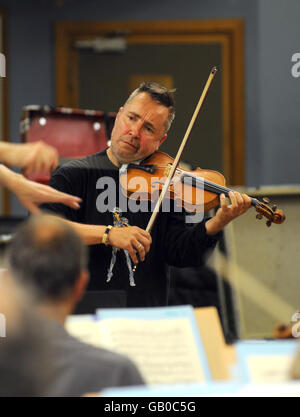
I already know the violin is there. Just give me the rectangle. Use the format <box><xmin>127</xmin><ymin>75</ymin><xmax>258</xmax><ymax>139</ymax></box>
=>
<box><xmin>120</xmin><ymin>150</ymin><xmax>286</xmax><ymax>227</ymax></box>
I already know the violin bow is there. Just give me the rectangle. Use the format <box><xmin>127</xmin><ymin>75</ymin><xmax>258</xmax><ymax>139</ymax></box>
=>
<box><xmin>146</xmin><ymin>67</ymin><xmax>218</xmax><ymax>233</ymax></box>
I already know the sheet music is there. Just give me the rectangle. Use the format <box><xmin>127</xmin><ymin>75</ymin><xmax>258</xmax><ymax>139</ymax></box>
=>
<box><xmin>246</xmin><ymin>355</ymin><xmax>294</xmax><ymax>383</ymax></box>
<box><xmin>97</xmin><ymin>317</ymin><xmax>206</xmax><ymax>385</ymax></box>
<box><xmin>65</xmin><ymin>315</ymin><xmax>104</xmax><ymax>348</ymax></box>
<box><xmin>235</xmin><ymin>340</ymin><xmax>299</xmax><ymax>383</ymax></box>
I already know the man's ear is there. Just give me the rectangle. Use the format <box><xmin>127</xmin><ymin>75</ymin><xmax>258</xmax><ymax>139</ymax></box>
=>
<box><xmin>159</xmin><ymin>134</ymin><xmax>167</xmax><ymax>146</ymax></box>
<box><xmin>73</xmin><ymin>270</ymin><xmax>89</xmax><ymax>303</ymax></box>
<box><xmin>116</xmin><ymin>106</ymin><xmax>124</xmax><ymax>118</ymax></box>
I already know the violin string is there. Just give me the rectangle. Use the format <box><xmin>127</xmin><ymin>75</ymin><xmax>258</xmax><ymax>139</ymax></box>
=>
<box><xmin>202</xmin><ymin>181</ymin><xmax>272</xmax><ymax>213</ymax></box>
<box><xmin>202</xmin><ymin>180</ymin><xmax>266</xmax><ymax>210</ymax></box>
<box><xmin>181</xmin><ymin>173</ymin><xmax>230</xmax><ymax>195</ymax></box>
<box><xmin>180</xmin><ymin>173</ymin><xmax>269</xmax><ymax>211</ymax></box>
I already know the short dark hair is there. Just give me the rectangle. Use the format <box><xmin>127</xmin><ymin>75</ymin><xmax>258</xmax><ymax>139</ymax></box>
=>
<box><xmin>6</xmin><ymin>215</ymin><xmax>87</xmax><ymax>301</ymax></box>
<box><xmin>126</xmin><ymin>82</ymin><xmax>175</xmax><ymax>132</ymax></box>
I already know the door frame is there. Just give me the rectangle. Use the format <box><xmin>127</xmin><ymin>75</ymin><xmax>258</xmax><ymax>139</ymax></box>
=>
<box><xmin>55</xmin><ymin>19</ymin><xmax>245</xmax><ymax>185</ymax></box>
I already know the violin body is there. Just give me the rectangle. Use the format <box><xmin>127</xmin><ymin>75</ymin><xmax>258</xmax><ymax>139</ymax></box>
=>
<box><xmin>120</xmin><ymin>151</ymin><xmax>226</xmax><ymax>213</ymax></box>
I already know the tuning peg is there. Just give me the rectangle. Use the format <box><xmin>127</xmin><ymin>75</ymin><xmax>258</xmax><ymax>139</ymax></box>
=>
<box><xmin>272</xmin><ymin>205</ymin><xmax>277</xmax><ymax>211</ymax></box>
<box><xmin>266</xmin><ymin>220</ymin><xmax>272</xmax><ymax>227</ymax></box>
<box><xmin>256</xmin><ymin>214</ymin><xmax>263</xmax><ymax>220</ymax></box>
<box><xmin>263</xmin><ymin>197</ymin><xmax>270</xmax><ymax>204</ymax></box>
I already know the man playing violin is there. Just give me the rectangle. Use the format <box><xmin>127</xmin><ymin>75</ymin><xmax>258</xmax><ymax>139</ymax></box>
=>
<box><xmin>42</xmin><ymin>82</ymin><xmax>251</xmax><ymax>307</ymax></box>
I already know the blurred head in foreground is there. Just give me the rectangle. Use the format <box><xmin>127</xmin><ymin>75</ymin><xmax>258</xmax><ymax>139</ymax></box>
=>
<box><xmin>6</xmin><ymin>214</ymin><xmax>89</xmax><ymax>323</ymax></box>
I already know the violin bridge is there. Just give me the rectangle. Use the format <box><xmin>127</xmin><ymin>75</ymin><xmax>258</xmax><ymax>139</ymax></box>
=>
<box><xmin>164</xmin><ymin>163</ymin><xmax>172</xmax><ymax>177</ymax></box>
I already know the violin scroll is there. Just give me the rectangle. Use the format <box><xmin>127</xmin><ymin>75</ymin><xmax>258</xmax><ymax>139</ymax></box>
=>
<box><xmin>254</xmin><ymin>198</ymin><xmax>286</xmax><ymax>227</ymax></box>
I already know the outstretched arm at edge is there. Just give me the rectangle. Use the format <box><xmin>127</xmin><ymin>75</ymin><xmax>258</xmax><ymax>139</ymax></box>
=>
<box><xmin>0</xmin><ymin>164</ymin><xmax>82</xmax><ymax>213</ymax></box>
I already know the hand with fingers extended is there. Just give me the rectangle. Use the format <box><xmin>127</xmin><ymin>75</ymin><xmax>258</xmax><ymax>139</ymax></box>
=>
<box><xmin>7</xmin><ymin>170</ymin><xmax>82</xmax><ymax>213</ymax></box>
<box><xmin>107</xmin><ymin>226</ymin><xmax>152</xmax><ymax>265</ymax></box>
<box><xmin>205</xmin><ymin>191</ymin><xmax>252</xmax><ymax>235</ymax></box>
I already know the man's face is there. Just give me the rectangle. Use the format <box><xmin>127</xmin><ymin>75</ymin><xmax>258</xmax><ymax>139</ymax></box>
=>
<box><xmin>109</xmin><ymin>92</ymin><xmax>168</xmax><ymax>165</ymax></box>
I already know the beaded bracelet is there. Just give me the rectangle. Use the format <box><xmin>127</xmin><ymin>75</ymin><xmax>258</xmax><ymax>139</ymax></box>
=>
<box><xmin>102</xmin><ymin>225</ymin><xmax>113</xmax><ymax>245</ymax></box>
